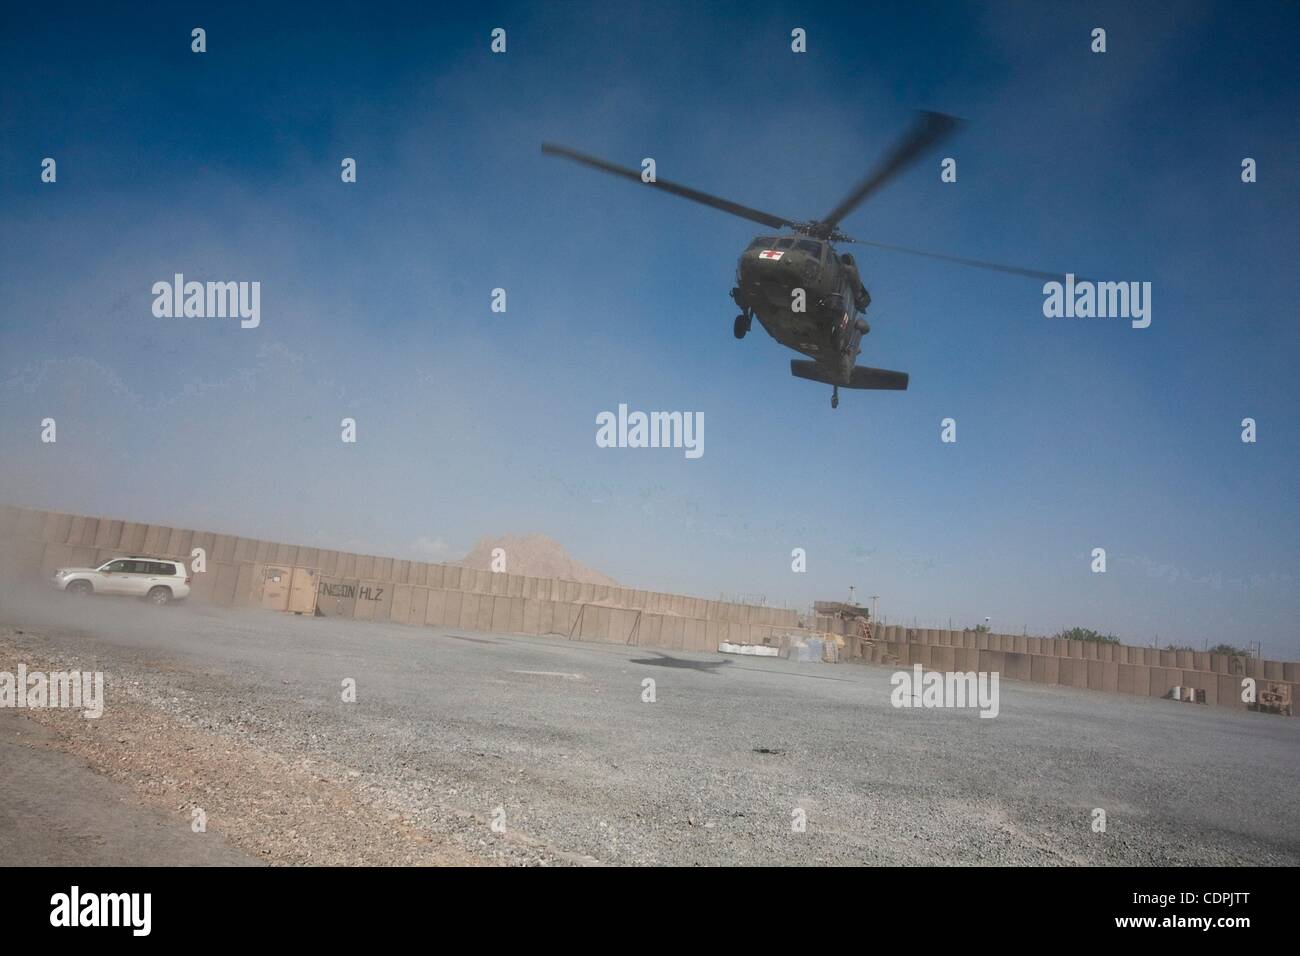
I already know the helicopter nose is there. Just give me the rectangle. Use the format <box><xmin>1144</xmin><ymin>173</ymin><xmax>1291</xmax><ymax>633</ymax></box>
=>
<box><xmin>753</xmin><ymin>252</ymin><xmax>793</xmax><ymax>271</ymax></box>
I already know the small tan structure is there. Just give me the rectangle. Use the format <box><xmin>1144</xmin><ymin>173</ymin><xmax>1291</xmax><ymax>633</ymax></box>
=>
<box><xmin>287</xmin><ymin>568</ymin><xmax>319</xmax><ymax>615</ymax></box>
<box><xmin>258</xmin><ymin>566</ymin><xmax>292</xmax><ymax>612</ymax></box>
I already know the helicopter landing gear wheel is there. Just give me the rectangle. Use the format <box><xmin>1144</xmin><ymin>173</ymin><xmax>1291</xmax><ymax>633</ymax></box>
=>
<box><xmin>733</xmin><ymin>314</ymin><xmax>750</xmax><ymax>339</ymax></box>
<box><xmin>831</xmin><ymin>386</ymin><xmax>839</xmax><ymax>409</ymax></box>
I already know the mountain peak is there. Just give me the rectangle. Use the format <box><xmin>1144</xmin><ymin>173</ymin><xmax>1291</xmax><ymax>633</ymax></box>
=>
<box><xmin>456</xmin><ymin>534</ymin><xmax>618</xmax><ymax>587</ymax></box>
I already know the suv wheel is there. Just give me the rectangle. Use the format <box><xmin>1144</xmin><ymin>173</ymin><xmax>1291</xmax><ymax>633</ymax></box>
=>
<box><xmin>67</xmin><ymin>580</ymin><xmax>92</xmax><ymax>596</ymax></box>
<box><xmin>146</xmin><ymin>586</ymin><xmax>172</xmax><ymax>606</ymax></box>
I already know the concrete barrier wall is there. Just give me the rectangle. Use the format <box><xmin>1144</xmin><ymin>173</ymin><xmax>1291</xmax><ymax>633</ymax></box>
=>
<box><xmin>879</xmin><ymin>623</ymin><xmax>1282</xmax><ymax>686</ymax></box>
<box><xmin>879</xmin><ymin>642</ymin><xmax>1279</xmax><ymax>711</ymax></box>
<box><xmin>0</xmin><ymin>505</ymin><xmax>796</xmax><ymax>626</ymax></box>
<box><xmin>4</xmin><ymin>505</ymin><xmax>1295</xmax><ymax>712</ymax></box>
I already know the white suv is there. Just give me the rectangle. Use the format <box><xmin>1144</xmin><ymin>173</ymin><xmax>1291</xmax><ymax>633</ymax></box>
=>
<box><xmin>51</xmin><ymin>556</ymin><xmax>192</xmax><ymax>605</ymax></box>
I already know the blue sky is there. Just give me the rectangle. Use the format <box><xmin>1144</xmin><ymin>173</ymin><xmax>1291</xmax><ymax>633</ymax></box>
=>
<box><xmin>2</xmin><ymin>2</ymin><xmax>1298</xmax><ymax>655</ymax></box>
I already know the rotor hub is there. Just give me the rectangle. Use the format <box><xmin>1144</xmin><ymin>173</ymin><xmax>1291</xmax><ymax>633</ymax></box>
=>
<box><xmin>795</xmin><ymin>220</ymin><xmax>853</xmax><ymax>243</ymax></box>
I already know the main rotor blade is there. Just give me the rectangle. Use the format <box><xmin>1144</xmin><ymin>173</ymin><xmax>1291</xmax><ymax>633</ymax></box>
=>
<box><xmin>821</xmin><ymin>110</ymin><xmax>961</xmax><ymax>230</ymax></box>
<box><xmin>541</xmin><ymin>142</ymin><xmax>795</xmax><ymax>231</ymax></box>
<box><xmin>851</xmin><ymin>238</ymin><xmax>1071</xmax><ymax>282</ymax></box>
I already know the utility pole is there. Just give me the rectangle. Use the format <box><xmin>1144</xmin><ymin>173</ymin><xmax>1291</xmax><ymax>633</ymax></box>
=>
<box><xmin>870</xmin><ymin>594</ymin><xmax>879</xmax><ymax>622</ymax></box>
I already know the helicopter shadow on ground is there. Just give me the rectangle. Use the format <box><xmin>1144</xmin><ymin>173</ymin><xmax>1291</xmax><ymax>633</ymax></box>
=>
<box><xmin>629</xmin><ymin>651</ymin><xmax>733</xmax><ymax>674</ymax></box>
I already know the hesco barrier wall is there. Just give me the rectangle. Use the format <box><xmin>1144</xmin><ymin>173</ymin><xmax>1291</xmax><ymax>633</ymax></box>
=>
<box><xmin>0</xmin><ymin>506</ymin><xmax>801</xmax><ymax>653</ymax></box>
<box><xmin>2</xmin><ymin>505</ymin><xmax>1294</xmax><ymax>711</ymax></box>
<box><xmin>858</xmin><ymin>626</ymin><xmax>1298</xmax><ymax>712</ymax></box>
<box><xmin>868</xmin><ymin>624</ymin><xmax>1299</xmax><ymax>682</ymax></box>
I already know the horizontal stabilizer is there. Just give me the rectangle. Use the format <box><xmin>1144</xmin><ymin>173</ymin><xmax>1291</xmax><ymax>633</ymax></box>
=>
<box><xmin>790</xmin><ymin>360</ymin><xmax>909</xmax><ymax>390</ymax></box>
<box><xmin>848</xmin><ymin>365</ymin><xmax>909</xmax><ymax>390</ymax></box>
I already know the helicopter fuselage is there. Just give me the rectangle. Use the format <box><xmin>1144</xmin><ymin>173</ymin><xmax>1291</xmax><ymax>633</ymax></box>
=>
<box><xmin>731</xmin><ymin>235</ymin><xmax>870</xmax><ymax>385</ymax></box>
<box><xmin>543</xmin><ymin>113</ymin><xmax>1039</xmax><ymax>407</ymax></box>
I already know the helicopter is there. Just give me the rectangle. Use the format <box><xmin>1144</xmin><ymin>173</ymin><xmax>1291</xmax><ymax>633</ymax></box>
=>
<box><xmin>542</xmin><ymin>111</ymin><xmax>1066</xmax><ymax>408</ymax></box>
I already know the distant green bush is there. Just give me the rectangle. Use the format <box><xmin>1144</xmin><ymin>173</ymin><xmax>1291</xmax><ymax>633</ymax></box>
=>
<box><xmin>1054</xmin><ymin>627</ymin><xmax>1119</xmax><ymax>644</ymax></box>
<box><xmin>1051</xmin><ymin>633</ymin><xmax>1249</xmax><ymax>655</ymax></box>
<box><xmin>1166</xmin><ymin>642</ymin><xmax>1253</xmax><ymax>656</ymax></box>
<box><xmin>1208</xmin><ymin>643</ymin><xmax>1251</xmax><ymax>657</ymax></box>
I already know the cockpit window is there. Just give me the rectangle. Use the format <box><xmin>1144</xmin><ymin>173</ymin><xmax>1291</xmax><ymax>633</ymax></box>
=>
<box><xmin>775</xmin><ymin>237</ymin><xmax>795</xmax><ymax>250</ymax></box>
<box><xmin>748</xmin><ymin>237</ymin><xmax>776</xmax><ymax>250</ymax></box>
<box><xmin>795</xmin><ymin>239</ymin><xmax>823</xmax><ymax>257</ymax></box>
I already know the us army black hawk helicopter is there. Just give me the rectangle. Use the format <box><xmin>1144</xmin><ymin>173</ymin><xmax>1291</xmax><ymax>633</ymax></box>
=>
<box><xmin>543</xmin><ymin>111</ymin><xmax>1064</xmax><ymax>408</ymax></box>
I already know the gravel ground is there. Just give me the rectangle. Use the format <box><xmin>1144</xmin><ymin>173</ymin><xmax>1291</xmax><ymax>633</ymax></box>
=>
<box><xmin>2</xmin><ymin>589</ymin><xmax>1298</xmax><ymax>866</ymax></box>
<box><xmin>0</xmin><ymin>711</ymin><xmax>257</xmax><ymax>866</ymax></box>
